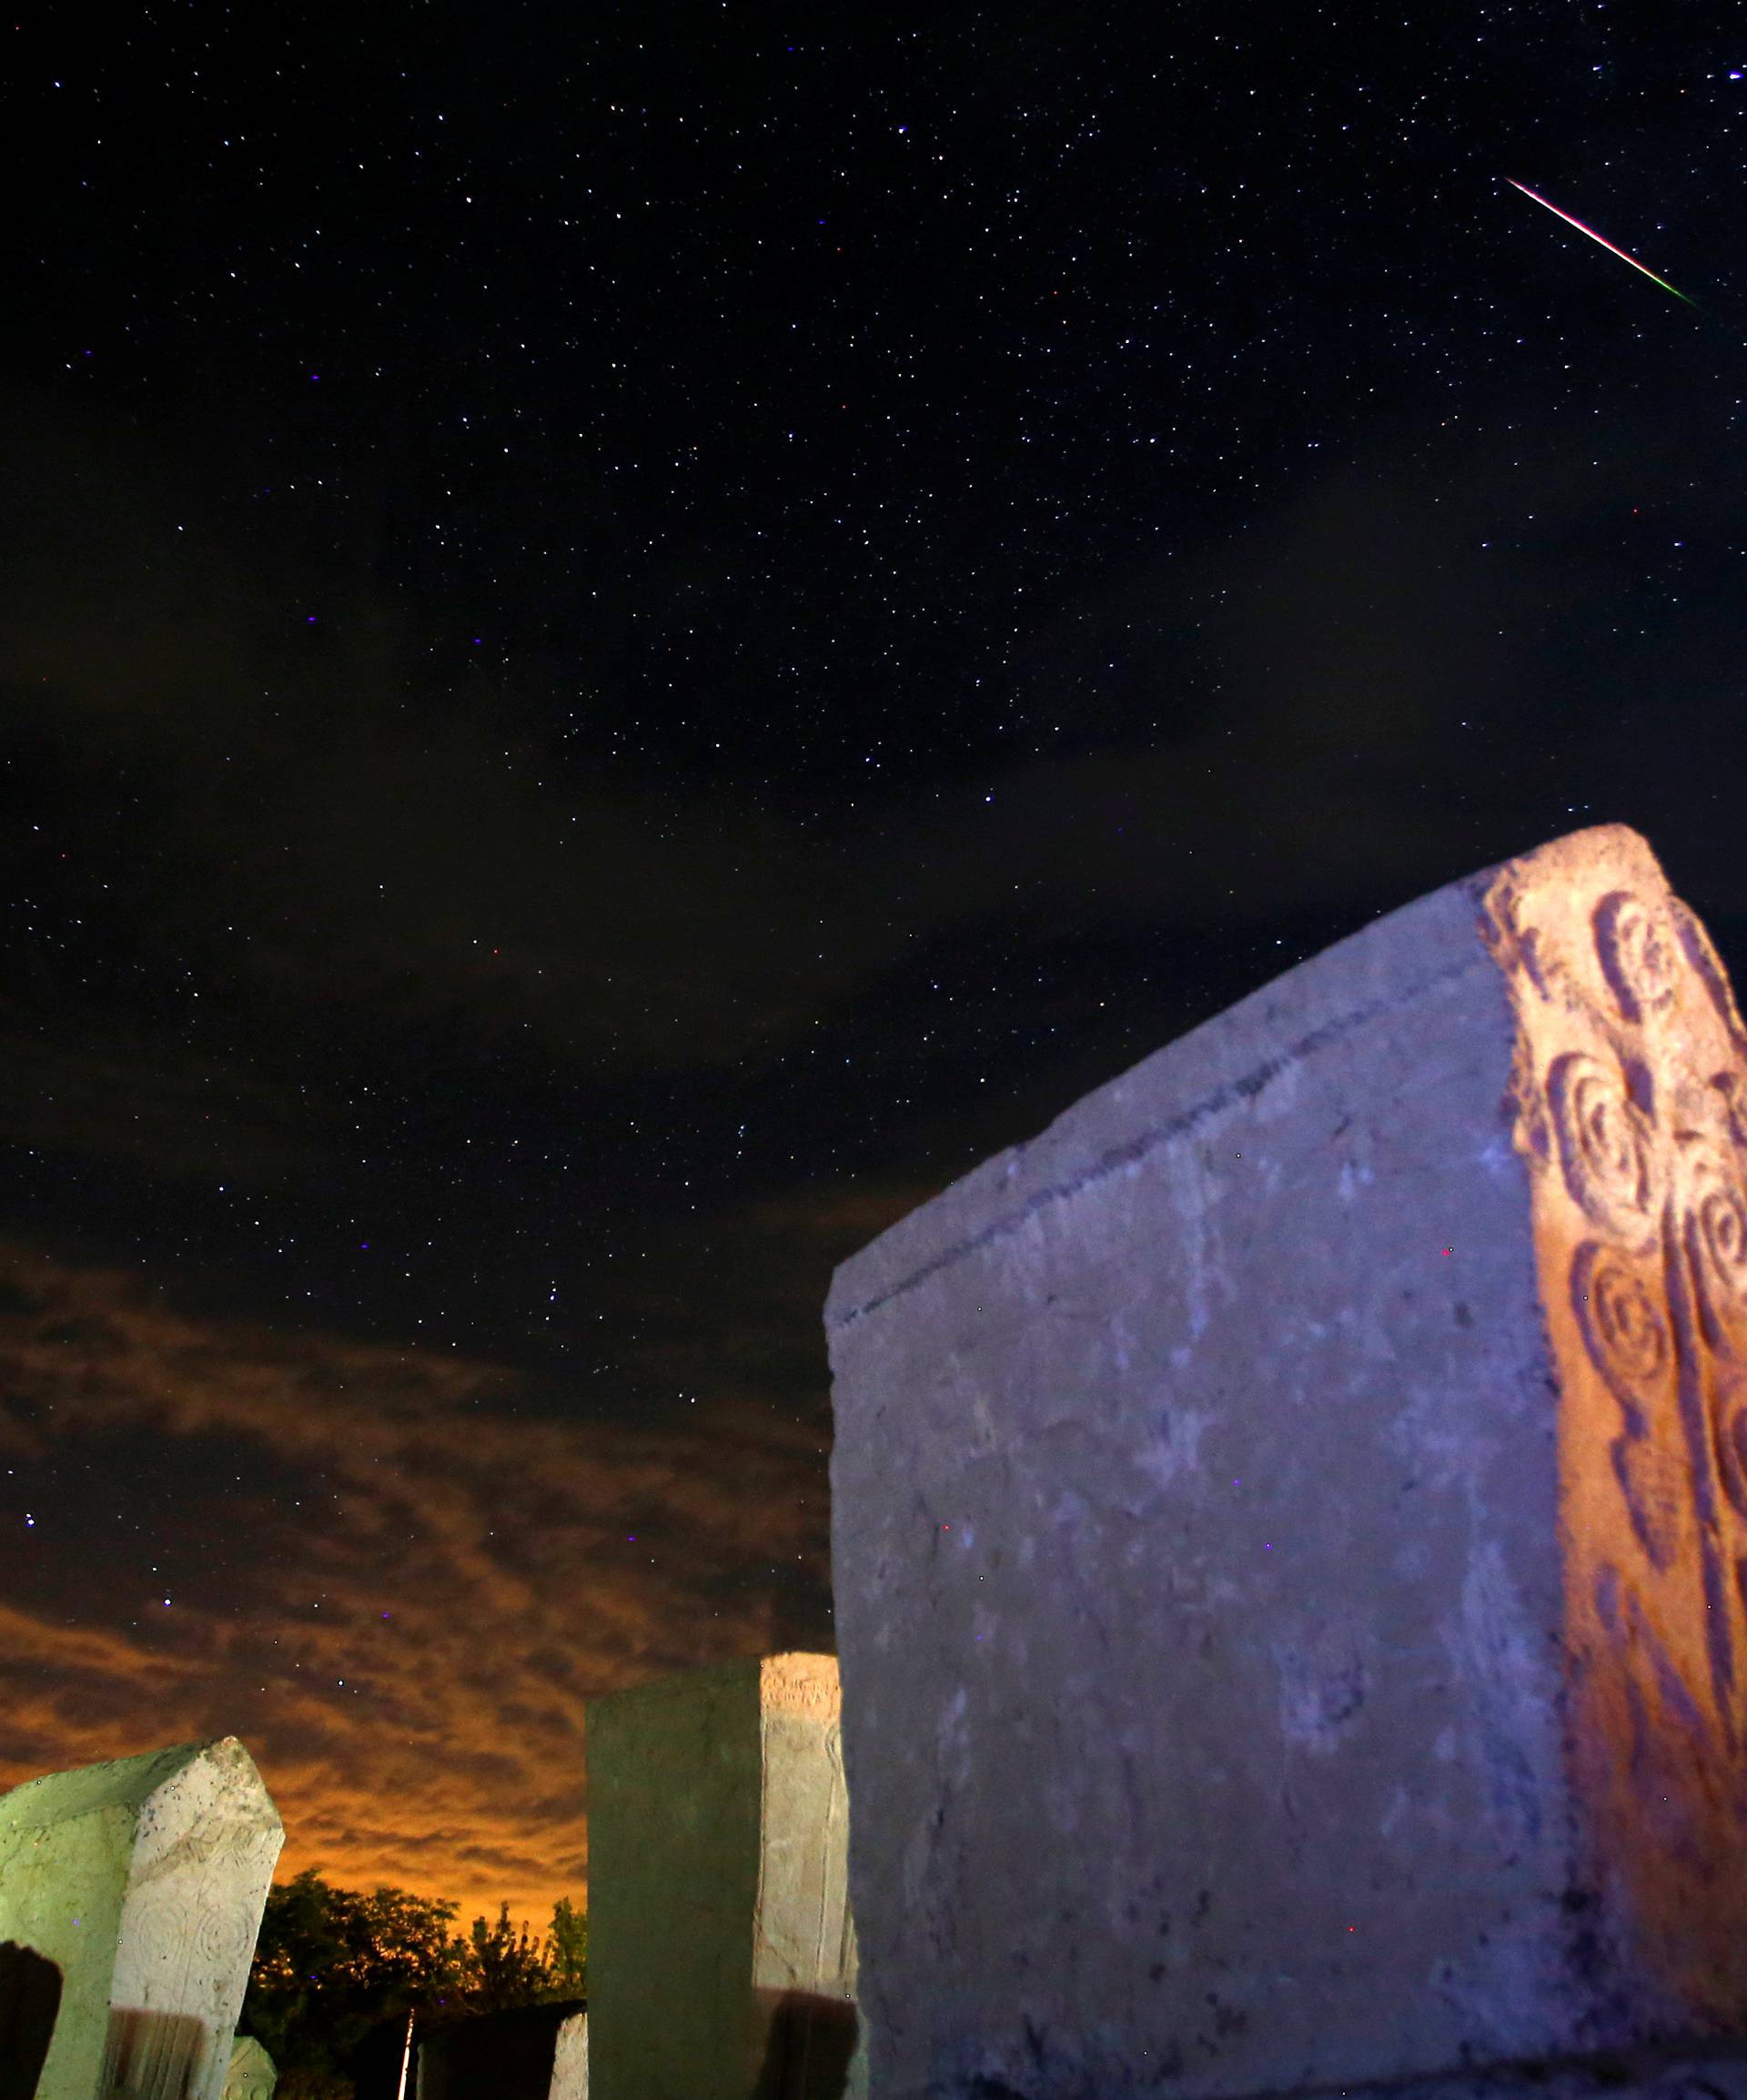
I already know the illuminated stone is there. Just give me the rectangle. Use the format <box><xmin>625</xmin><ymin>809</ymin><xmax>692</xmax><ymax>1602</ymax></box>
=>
<box><xmin>223</xmin><ymin>2034</ymin><xmax>277</xmax><ymax>2099</ymax></box>
<box><xmin>586</xmin><ymin>1652</ymin><xmax>867</xmax><ymax>2098</ymax></box>
<box><xmin>827</xmin><ymin>825</ymin><xmax>1747</xmax><ymax>2097</ymax></box>
<box><xmin>548</xmin><ymin>2008</ymin><xmax>587</xmax><ymax>2099</ymax></box>
<box><xmin>0</xmin><ymin>1737</ymin><xmax>283</xmax><ymax>2100</ymax></box>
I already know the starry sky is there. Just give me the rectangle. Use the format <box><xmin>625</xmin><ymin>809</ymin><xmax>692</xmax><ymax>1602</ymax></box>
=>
<box><xmin>3</xmin><ymin>2</ymin><xmax>1745</xmax><ymax>1920</ymax></box>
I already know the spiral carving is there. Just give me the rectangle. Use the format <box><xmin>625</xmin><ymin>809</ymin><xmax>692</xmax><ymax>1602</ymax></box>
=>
<box><xmin>1573</xmin><ymin>1241</ymin><xmax>1684</xmax><ymax>1571</ymax></box>
<box><xmin>1575</xmin><ymin>1243</ymin><xmax>1672</xmax><ymax>1398</ymax></box>
<box><xmin>194</xmin><ymin>1891</ymin><xmax>248</xmax><ymax>1968</ymax></box>
<box><xmin>1708</xmin><ymin>1360</ymin><xmax>1747</xmax><ymax>1524</ymax></box>
<box><xmin>1681</xmin><ymin>1146</ymin><xmax>1747</xmax><ymax>1361</ymax></box>
<box><xmin>1595</xmin><ymin>890</ymin><xmax>1680</xmax><ymax>1025</ymax></box>
<box><xmin>1549</xmin><ymin>1051</ymin><xmax>1657</xmax><ymax>1237</ymax></box>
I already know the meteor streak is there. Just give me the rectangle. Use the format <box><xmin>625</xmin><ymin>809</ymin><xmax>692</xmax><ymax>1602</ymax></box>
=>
<box><xmin>1507</xmin><ymin>178</ymin><xmax>1698</xmax><ymax>307</ymax></box>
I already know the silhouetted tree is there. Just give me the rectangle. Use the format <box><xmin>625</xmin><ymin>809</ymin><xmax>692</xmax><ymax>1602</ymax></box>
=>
<box><xmin>546</xmin><ymin>1894</ymin><xmax>588</xmax><ymax>1998</ymax></box>
<box><xmin>243</xmin><ymin>1873</ymin><xmax>585</xmax><ymax>2098</ymax></box>
<box><xmin>458</xmin><ymin>1903</ymin><xmax>551</xmax><ymax>2013</ymax></box>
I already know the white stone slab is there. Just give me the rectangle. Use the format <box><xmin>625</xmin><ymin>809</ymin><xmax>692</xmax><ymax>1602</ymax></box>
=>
<box><xmin>0</xmin><ymin>1737</ymin><xmax>283</xmax><ymax>2100</ymax></box>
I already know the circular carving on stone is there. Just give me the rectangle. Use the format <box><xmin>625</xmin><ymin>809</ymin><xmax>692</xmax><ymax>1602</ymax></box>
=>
<box><xmin>1573</xmin><ymin>1240</ymin><xmax>1684</xmax><ymax>1571</ymax></box>
<box><xmin>1576</xmin><ymin>1244</ymin><xmax>1672</xmax><ymax>1395</ymax></box>
<box><xmin>1594</xmin><ymin>890</ymin><xmax>1680</xmax><ymax>1025</ymax></box>
<box><xmin>1681</xmin><ymin>1146</ymin><xmax>1747</xmax><ymax>1360</ymax></box>
<box><xmin>194</xmin><ymin>1893</ymin><xmax>244</xmax><ymax>1967</ymax></box>
<box><xmin>1548</xmin><ymin>1052</ymin><xmax>1657</xmax><ymax>1235</ymax></box>
<box><xmin>1715</xmin><ymin>1378</ymin><xmax>1747</xmax><ymax>1521</ymax></box>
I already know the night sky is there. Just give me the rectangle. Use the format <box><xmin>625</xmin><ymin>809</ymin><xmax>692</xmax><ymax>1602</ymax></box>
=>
<box><xmin>3</xmin><ymin>3</ymin><xmax>1745</xmax><ymax>1918</ymax></box>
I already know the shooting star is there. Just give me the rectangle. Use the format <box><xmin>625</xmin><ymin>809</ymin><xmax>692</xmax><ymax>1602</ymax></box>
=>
<box><xmin>1507</xmin><ymin>178</ymin><xmax>1698</xmax><ymax>307</ymax></box>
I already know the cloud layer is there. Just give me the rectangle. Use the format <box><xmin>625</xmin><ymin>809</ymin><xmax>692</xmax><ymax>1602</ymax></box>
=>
<box><xmin>0</xmin><ymin>1239</ymin><xmax>835</xmax><ymax>1920</ymax></box>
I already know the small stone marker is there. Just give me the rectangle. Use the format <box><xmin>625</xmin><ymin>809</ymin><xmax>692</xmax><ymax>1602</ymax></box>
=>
<box><xmin>548</xmin><ymin>2007</ymin><xmax>587</xmax><ymax>2100</ymax></box>
<box><xmin>827</xmin><ymin>825</ymin><xmax>1747</xmax><ymax>2097</ymax></box>
<box><xmin>223</xmin><ymin>2034</ymin><xmax>277</xmax><ymax>2099</ymax></box>
<box><xmin>587</xmin><ymin>1652</ymin><xmax>866</xmax><ymax>2098</ymax></box>
<box><xmin>0</xmin><ymin>1737</ymin><xmax>283</xmax><ymax>2100</ymax></box>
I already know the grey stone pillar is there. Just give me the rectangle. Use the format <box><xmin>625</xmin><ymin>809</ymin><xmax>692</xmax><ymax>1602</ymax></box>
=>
<box><xmin>0</xmin><ymin>1736</ymin><xmax>283</xmax><ymax>2100</ymax></box>
<box><xmin>586</xmin><ymin>1652</ymin><xmax>865</xmax><ymax>2099</ymax></box>
<box><xmin>827</xmin><ymin>825</ymin><xmax>1747</xmax><ymax>2098</ymax></box>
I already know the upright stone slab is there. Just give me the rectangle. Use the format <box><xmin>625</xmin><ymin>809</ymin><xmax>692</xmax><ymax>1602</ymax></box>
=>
<box><xmin>549</xmin><ymin>2008</ymin><xmax>588</xmax><ymax>2100</ymax></box>
<box><xmin>587</xmin><ymin>1652</ymin><xmax>866</xmax><ymax>2100</ymax></box>
<box><xmin>827</xmin><ymin>825</ymin><xmax>1747</xmax><ymax>2100</ymax></box>
<box><xmin>0</xmin><ymin>1737</ymin><xmax>284</xmax><ymax>2100</ymax></box>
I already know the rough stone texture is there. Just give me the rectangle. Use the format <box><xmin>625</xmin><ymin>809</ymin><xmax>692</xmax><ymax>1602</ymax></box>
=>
<box><xmin>587</xmin><ymin>1652</ymin><xmax>868</xmax><ymax>2099</ymax></box>
<box><xmin>0</xmin><ymin>1737</ymin><xmax>283</xmax><ymax>2100</ymax></box>
<box><xmin>826</xmin><ymin>825</ymin><xmax>1747</xmax><ymax>2100</ymax></box>
<box><xmin>224</xmin><ymin>2034</ymin><xmax>278</xmax><ymax>2099</ymax></box>
<box><xmin>549</xmin><ymin>2008</ymin><xmax>589</xmax><ymax>2100</ymax></box>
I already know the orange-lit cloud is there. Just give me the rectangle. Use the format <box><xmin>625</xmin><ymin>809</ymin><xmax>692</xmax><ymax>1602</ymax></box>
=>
<box><xmin>0</xmin><ymin>1239</ymin><xmax>837</xmax><ymax>1923</ymax></box>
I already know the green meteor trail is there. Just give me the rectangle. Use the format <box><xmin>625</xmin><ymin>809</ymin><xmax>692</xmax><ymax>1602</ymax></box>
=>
<box><xmin>1507</xmin><ymin>177</ymin><xmax>1699</xmax><ymax>307</ymax></box>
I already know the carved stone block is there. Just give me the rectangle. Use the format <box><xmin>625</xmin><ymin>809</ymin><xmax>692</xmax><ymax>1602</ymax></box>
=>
<box><xmin>0</xmin><ymin>1737</ymin><xmax>283</xmax><ymax>2100</ymax></box>
<box><xmin>586</xmin><ymin>1652</ymin><xmax>867</xmax><ymax>2098</ymax></box>
<box><xmin>826</xmin><ymin>824</ymin><xmax>1747</xmax><ymax>2098</ymax></box>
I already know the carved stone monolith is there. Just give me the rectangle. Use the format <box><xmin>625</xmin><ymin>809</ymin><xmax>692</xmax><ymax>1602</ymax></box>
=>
<box><xmin>0</xmin><ymin>1737</ymin><xmax>283</xmax><ymax>2100</ymax></box>
<box><xmin>827</xmin><ymin>825</ymin><xmax>1747</xmax><ymax>2099</ymax></box>
<box><xmin>586</xmin><ymin>1653</ymin><xmax>866</xmax><ymax>2098</ymax></box>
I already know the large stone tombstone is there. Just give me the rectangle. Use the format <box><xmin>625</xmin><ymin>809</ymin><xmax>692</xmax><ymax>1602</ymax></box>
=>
<box><xmin>827</xmin><ymin>825</ymin><xmax>1747</xmax><ymax>2099</ymax></box>
<box><xmin>0</xmin><ymin>1737</ymin><xmax>283</xmax><ymax>2100</ymax></box>
<box><xmin>586</xmin><ymin>1653</ymin><xmax>866</xmax><ymax>2100</ymax></box>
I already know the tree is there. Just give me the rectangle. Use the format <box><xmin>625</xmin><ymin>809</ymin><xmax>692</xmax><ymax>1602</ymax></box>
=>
<box><xmin>243</xmin><ymin>1872</ymin><xmax>464</xmax><ymax>2095</ymax></box>
<box><xmin>547</xmin><ymin>1894</ymin><xmax>588</xmax><ymax>1998</ymax></box>
<box><xmin>458</xmin><ymin>1903</ymin><xmax>553</xmax><ymax>2013</ymax></box>
<box><xmin>242</xmin><ymin>1873</ymin><xmax>586</xmax><ymax>2098</ymax></box>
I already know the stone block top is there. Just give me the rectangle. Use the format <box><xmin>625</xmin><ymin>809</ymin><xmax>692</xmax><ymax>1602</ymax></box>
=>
<box><xmin>828</xmin><ymin>823</ymin><xmax>1716</xmax><ymax>1333</ymax></box>
<box><xmin>759</xmin><ymin>1652</ymin><xmax>841</xmax><ymax>1723</ymax></box>
<box><xmin>0</xmin><ymin>1739</ymin><xmax>272</xmax><ymax>1836</ymax></box>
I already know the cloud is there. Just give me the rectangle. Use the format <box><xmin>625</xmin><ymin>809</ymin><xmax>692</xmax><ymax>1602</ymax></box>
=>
<box><xmin>0</xmin><ymin>1240</ymin><xmax>833</xmax><ymax>1920</ymax></box>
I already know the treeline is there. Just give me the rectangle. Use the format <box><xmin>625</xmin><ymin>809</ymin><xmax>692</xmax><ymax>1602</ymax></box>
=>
<box><xmin>243</xmin><ymin>1870</ymin><xmax>587</xmax><ymax>2100</ymax></box>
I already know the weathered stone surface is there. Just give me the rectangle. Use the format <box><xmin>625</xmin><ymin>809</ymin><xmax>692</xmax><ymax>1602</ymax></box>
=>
<box><xmin>587</xmin><ymin>1652</ymin><xmax>867</xmax><ymax>2099</ymax></box>
<box><xmin>549</xmin><ymin>2007</ymin><xmax>588</xmax><ymax>2099</ymax></box>
<box><xmin>826</xmin><ymin>825</ymin><xmax>1747</xmax><ymax>2099</ymax></box>
<box><xmin>0</xmin><ymin>1737</ymin><xmax>283</xmax><ymax>2100</ymax></box>
<box><xmin>224</xmin><ymin>2034</ymin><xmax>278</xmax><ymax>2099</ymax></box>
